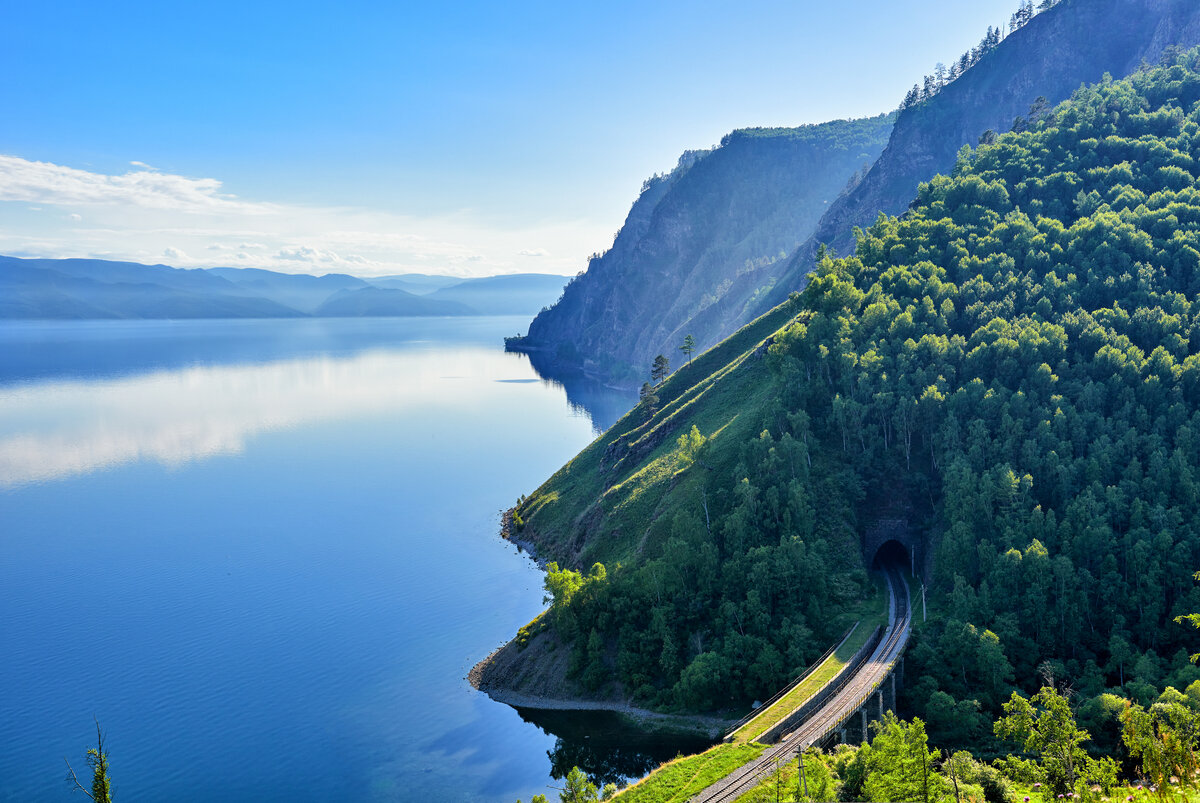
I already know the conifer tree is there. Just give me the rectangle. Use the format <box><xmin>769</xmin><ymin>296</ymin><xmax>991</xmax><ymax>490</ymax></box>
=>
<box><xmin>651</xmin><ymin>354</ymin><xmax>670</xmax><ymax>386</ymax></box>
<box><xmin>680</xmin><ymin>334</ymin><xmax>697</xmax><ymax>365</ymax></box>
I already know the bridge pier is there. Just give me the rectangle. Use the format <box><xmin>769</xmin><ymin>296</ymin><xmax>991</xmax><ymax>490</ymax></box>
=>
<box><xmin>860</xmin><ymin>707</ymin><xmax>867</xmax><ymax>742</ymax></box>
<box><xmin>890</xmin><ymin>673</ymin><xmax>897</xmax><ymax>712</ymax></box>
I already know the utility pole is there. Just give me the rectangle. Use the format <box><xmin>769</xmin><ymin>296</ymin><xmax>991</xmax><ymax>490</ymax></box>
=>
<box><xmin>798</xmin><ymin>746</ymin><xmax>809</xmax><ymax>801</ymax></box>
<box><xmin>921</xmin><ymin>583</ymin><xmax>926</xmax><ymax>622</ymax></box>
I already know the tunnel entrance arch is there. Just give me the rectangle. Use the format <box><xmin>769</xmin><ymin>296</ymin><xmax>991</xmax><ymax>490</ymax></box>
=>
<box><xmin>862</xmin><ymin>518</ymin><xmax>921</xmax><ymax>578</ymax></box>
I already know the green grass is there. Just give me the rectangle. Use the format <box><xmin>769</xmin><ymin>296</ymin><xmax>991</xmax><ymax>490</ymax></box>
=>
<box><xmin>730</xmin><ymin>583</ymin><xmax>889</xmax><ymax>743</ymax></box>
<box><xmin>513</xmin><ymin>294</ymin><xmax>807</xmax><ymax>568</ymax></box>
<box><xmin>613</xmin><ymin>742</ymin><xmax>767</xmax><ymax>803</ymax></box>
<box><xmin>1008</xmin><ymin>783</ymin><xmax>1200</xmax><ymax>803</ymax></box>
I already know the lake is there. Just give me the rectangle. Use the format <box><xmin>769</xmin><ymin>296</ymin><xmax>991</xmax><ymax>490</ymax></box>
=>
<box><xmin>0</xmin><ymin>317</ymin><xmax>707</xmax><ymax>802</ymax></box>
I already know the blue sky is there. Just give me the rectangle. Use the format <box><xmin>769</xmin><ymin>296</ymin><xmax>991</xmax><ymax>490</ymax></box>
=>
<box><xmin>1</xmin><ymin>0</ymin><xmax>1021</xmax><ymax>277</ymax></box>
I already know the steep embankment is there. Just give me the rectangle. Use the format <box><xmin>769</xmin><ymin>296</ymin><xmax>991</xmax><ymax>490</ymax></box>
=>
<box><xmin>509</xmin><ymin>117</ymin><xmax>894</xmax><ymax>386</ymax></box>
<box><xmin>483</xmin><ymin>53</ymin><xmax>1200</xmax><ymax>752</ymax></box>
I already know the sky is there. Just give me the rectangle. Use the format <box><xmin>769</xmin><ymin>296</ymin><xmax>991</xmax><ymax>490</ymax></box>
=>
<box><xmin>1</xmin><ymin>0</ymin><xmax>1022</xmax><ymax>278</ymax></box>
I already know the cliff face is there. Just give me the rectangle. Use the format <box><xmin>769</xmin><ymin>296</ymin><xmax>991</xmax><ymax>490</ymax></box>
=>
<box><xmin>512</xmin><ymin>117</ymin><xmax>895</xmax><ymax>386</ymax></box>
<box><xmin>753</xmin><ymin>0</ymin><xmax>1200</xmax><ymax>312</ymax></box>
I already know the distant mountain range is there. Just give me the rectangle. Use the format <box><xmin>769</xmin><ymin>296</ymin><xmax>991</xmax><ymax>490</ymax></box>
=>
<box><xmin>0</xmin><ymin>256</ymin><xmax>569</xmax><ymax>319</ymax></box>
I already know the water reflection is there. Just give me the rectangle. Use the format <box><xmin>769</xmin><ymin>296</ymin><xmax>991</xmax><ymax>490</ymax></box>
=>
<box><xmin>0</xmin><ymin>347</ymin><xmax>545</xmax><ymax>488</ymax></box>
<box><xmin>0</xmin><ymin>318</ymin><xmax>637</xmax><ymax>487</ymax></box>
<box><xmin>516</xmin><ymin>708</ymin><xmax>715</xmax><ymax>788</ymax></box>
<box><xmin>515</xmin><ymin>349</ymin><xmax>637</xmax><ymax>434</ymax></box>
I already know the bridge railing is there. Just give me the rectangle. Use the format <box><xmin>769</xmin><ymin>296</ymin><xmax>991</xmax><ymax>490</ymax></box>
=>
<box><xmin>756</xmin><ymin>625</ymin><xmax>883</xmax><ymax>744</ymax></box>
<box><xmin>722</xmin><ymin>623</ymin><xmax>858</xmax><ymax>742</ymax></box>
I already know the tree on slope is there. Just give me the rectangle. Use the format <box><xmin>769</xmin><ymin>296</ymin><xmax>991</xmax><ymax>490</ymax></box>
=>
<box><xmin>560</xmin><ymin>766</ymin><xmax>598</xmax><ymax>802</ymax></box>
<box><xmin>680</xmin><ymin>334</ymin><xmax>697</xmax><ymax>365</ymax></box>
<box><xmin>995</xmin><ymin>686</ymin><xmax>1116</xmax><ymax>795</ymax></box>
<box><xmin>862</xmin><ymin>712</ymin><xmax>945</xmax><ymax>803</ymax></box>
<box><xmin>651</xmin><ymin>354</ymin><xmax>670</xmax><ymax>386</ymax></box>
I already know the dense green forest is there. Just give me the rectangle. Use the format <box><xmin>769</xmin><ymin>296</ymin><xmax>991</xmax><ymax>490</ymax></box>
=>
<box><xmin>508</xmin><ymin>49</ymin><xmax>1200</xmax><ymax>758</ymax></box>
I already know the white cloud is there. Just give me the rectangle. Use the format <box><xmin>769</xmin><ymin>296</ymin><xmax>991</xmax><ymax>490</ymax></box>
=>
<box><xmin>0</xmin><ymin>154</ymin><xmax>269</xmax><ymax>213</ymax></box>
<box><xmin>0</xmin><ymin>154</ymin><xmax>599</xmax><ymax>279</ymax></box>
<box><xmin>129</xmin><ymin>160</ymin><xmax>159</xmax><ymax>170</ymax></box>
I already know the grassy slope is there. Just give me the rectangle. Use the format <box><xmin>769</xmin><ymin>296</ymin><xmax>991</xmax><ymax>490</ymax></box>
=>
<box><xmin>613</xmin><ymin>742</ymin><xmax>767</xmax><ymax>803</ymax></box>
<box><xmin>516</xmin><ymin>293</ymin><xmax>807</xmax><ymax>568</ymax></box>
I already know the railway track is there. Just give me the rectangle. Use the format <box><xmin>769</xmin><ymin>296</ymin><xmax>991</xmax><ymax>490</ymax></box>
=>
<box><xmin>688</xmin><ymin>565</ymin><xmax>912</xmax><ymax>803</ymax></box>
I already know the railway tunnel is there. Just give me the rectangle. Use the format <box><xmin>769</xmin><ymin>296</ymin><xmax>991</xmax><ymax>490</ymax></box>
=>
<box><xmin>862</xmin><ymin>517</ymin><xmax>922</xmax><ymax>580</ymax></box>
<box><xmin>871</xmin><ymin>538</ymin><xmax>910</xmax><ymax>571</ymax></box>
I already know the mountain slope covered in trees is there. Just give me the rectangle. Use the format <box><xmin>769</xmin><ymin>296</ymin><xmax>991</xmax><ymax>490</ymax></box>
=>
<box><xmin>508</xmin><ymin>116</ymin><xmax>896</xmax><ymax>385</ymax></box>
<box><xmin>518</xmin><ymin>0</ymin><xmax>1200</xmax><ymax>389</ymax></box>
<box><xmin>480</xmin><ymin>53</ymin><xmax>1200</xmax><ymax>755</ymax></box>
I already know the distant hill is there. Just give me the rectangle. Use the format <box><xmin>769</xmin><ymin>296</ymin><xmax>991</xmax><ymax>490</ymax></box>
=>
<box><xmin>366</xmin><ymin>274</ymin><xmax>465</xmax><ymax>295</ymax></box>
<box><xmin>0</xmin><ymin>256</ymin><xmax>301</xmax><ymax>319</ymax></box>
<box><xmin>207</xmin><ymin>267</ymin><xmax>367</xmax><ymax>313</ymax></box>
<box><xmin>0</xmin><ymin>256</ymin><xmax>560</xmax><ymax>319</ymax></box>
<box><xmin>507</xmin><ymin>116</ymin><xmax>896</xmax><ymax>385</ymax></box>
<box><xmin>312</xmin><ymin>286</ymin><xmax>474</xmax><ymax>317</ymax></box>
<box><xmin>425</xmin><ymin>273</ymin><xmax>568</xmax><ymax>315</ymax></box>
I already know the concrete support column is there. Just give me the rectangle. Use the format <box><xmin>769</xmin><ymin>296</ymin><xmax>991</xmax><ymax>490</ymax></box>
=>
<box><xmin>890</xmin><ymin>673</ymin><xmax>897</xmax><ymax>712</ymax></box>
<box><xmin>839</xmin><ymin>728</ymin><xmax>846</xmax><ymax>744</ymax></box>
<box><xmin>877</xmin><ymin>689</ymin><xmax>883</xmax><ymax>719</ymax></box>
<box><xmin>861</xmin><ymin>707</ymin><xmax>868</xmax><ymax>743</ymax></box>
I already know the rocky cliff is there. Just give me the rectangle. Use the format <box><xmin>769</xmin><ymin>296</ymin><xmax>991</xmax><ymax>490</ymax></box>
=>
<box><xmin>509</xmin><ymin>117</ymin><xmax>895</xmax><ymax>386</ymax></box>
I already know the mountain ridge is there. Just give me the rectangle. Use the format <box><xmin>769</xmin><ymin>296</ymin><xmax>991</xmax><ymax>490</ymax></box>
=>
<box><xmin>0</xmin><ymin>255</ymin><xmax>569</xmax><ymax>319</ymax></box>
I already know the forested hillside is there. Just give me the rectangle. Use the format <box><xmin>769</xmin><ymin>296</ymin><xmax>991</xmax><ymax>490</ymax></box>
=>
<box><xmin>519</xmin><ymin>0</ymin><xmax>1200</xmax><ymax>389</ymax></box>
<box><xmin>484</xmin><ymin>52</ymin><xmax>1200</xmax><ymax>753</ymax></box>
<box><xmin>508</xmin><ymin>116</ymin><xmax>895</xmax><ymax>386</ymax></box>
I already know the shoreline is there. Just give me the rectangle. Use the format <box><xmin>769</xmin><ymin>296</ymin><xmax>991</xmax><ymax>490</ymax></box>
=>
<box><xmin>468</xmin><ymin>647</ymin><xmax>734</xmax><ymax>738</ymax></box>
<box><xmin>474</xmin><ymin>510</ymin><xmax>735</xmax><ymax>738</ymax></box>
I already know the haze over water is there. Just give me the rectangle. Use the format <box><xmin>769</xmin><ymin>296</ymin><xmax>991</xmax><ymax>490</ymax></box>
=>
<box><xmin>0</xmin><ymin>316</ymin><xmax>689</xmax><ymax>802</ymax></box>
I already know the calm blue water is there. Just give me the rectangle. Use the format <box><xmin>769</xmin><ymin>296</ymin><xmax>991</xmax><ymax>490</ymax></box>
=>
<box><xmin>0</xmin><ymin>317</ymin><xmax>701</xmax><ymax>802</ymax></box>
